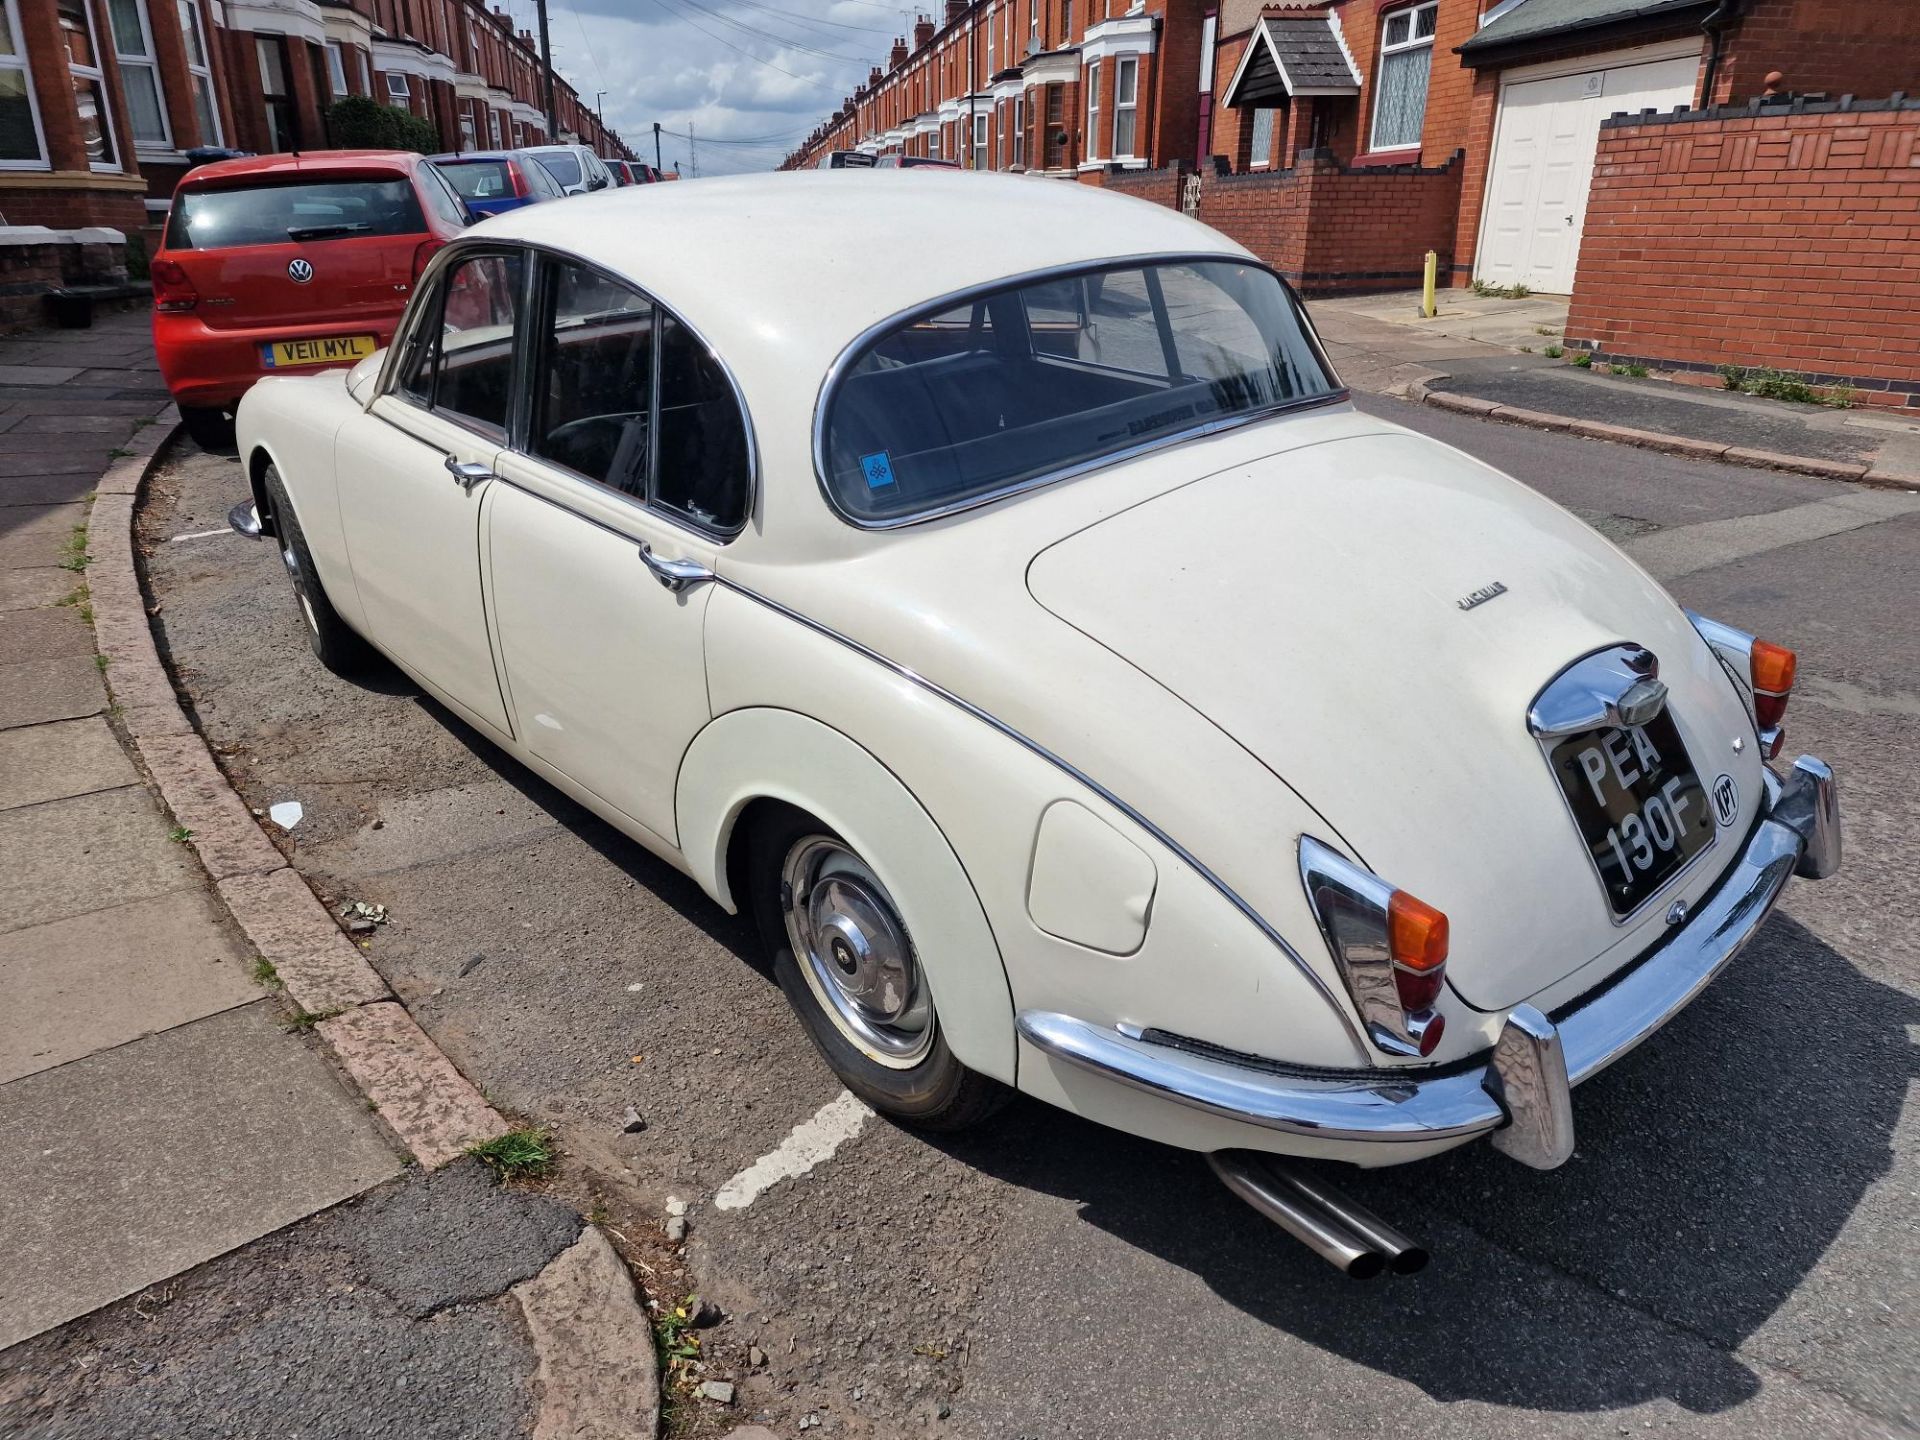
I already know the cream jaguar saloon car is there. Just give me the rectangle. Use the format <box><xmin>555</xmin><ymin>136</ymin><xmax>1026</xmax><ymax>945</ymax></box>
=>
<box><xmin>231</xmin><ymin>174</ymin><xmax>1839</xmax><ymax>1276</ymax></box>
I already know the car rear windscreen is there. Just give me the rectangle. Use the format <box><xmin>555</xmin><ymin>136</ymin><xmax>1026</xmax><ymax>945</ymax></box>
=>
<box><xmin>166</xmin><ymin>176</ymin><xmax>426</xmax><ymax>249</ymax></box>
<box><xmin>438</xmin><ymin>160</ymin><xmax>514</xmax><ymax>199</ymax></box>
<box><xmin>533</xmin><ymin>152</ymin><xmax>581</xmax><ymax>187</ymax></box>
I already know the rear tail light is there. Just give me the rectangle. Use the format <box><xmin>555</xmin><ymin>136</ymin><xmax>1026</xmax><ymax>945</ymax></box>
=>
<box><xmin>1301</xmin><ymin>837</ymin><xmax>1449</xmax><ymax>1058</ymax></box>
<box><xmin>412</xmin><ymin>237</ymin><xmax>446</xmax><ymax>281</ymax></box>
<box><xmin>506</xmin><ymin>161</ymin><xmax>528</xmax><ymax>197</ymax></box>
<box><xmin>1687</xmin><ymin>612</ymin><xmax>1796</xmax><ymax>757</ymax></box>
<box><xmin>151</xmin><ymin>258</ymin><xmax>197</xmax><ymax>313</ymax></box>
<box><xmin>1750</xmin><ymin>638</ymin><xmax>1797</xmax><ymax>732</ymax></box>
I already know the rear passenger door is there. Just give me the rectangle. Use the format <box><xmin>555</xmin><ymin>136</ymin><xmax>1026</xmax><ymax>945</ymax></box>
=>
<box><xmin>486</xmin><ymin>254</ymin><xmax>751</xmax><ymax>848</ymax></box>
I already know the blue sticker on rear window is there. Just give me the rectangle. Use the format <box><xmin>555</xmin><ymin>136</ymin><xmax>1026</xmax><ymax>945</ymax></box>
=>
<box><xmin>859</xmin><ymin>451</ymin><xmax>896</xmax><ymax>489</ymax></box>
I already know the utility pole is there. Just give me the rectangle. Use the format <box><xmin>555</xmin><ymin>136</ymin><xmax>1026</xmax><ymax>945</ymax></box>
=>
<box><xmin>689</xmin><ymin>121</ymin><xmax>697</xmax><ymax>178</ymax></box>
<box><xmin>534</xmin><ymin>0</ymin><xmax>557</xmax><ymax>140</ymax></box>
<box><xmin>652</xmin><ymin>121</ymin><xmax>663</xmax><ymax>171</ymax></box>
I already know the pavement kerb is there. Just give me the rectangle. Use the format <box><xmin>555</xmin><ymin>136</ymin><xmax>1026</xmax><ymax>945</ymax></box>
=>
<box><xmin>1406</xmin><ymin>380</ymin><xmax>1920</xmax><ymax>493</ymax></box>
<box><xmin>85</xmin><ymin>418</ymin><xmax>511</xmax><ymax>1171</ymax></box>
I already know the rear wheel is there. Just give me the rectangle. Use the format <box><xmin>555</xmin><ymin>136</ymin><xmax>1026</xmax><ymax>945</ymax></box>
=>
<box><xmin>747</xmin><ymin>806</ymin><xmax>1009</xmax><ymax>1132</ymax></box>
<box><xmin>179</xmin><ymin>404</ymin><xmax>235</xmax><ymax>453</ymax></box>
<box><xmin>263</xmin><ymin>465</ymin><xmax>372</xmax><ymax>676</ymax></box>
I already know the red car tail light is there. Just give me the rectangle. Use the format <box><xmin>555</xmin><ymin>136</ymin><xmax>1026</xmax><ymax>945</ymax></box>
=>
<box><xmin>506</xmin><ymin>161</ymin><xmax>528</xmax><ymax>197</ymax></box>
<box><xmin>151</xmin><ymin>258</ymin><xmax>197</xmax><ymax>313</ymax></box>
<box><xmin>1301</xmin><ymin>837</ymin><xmax>1450</xmax><ymax>1058</ymax></box>
<box><xmin>412</xmin><ymin>237</ymin><xmax>446</xmax><ymax>281</ymax></box>
<box><xmin>1388</xmin><ymin>890</ymin><xmax>1449</xmax><ymax>1016</ymax></box>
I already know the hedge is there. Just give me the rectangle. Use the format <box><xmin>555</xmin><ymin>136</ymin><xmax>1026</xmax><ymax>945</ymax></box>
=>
<box><xmin>326</xmin><ymin>95</ymin><xmax>440</xmax><ymax>154</ymax></box>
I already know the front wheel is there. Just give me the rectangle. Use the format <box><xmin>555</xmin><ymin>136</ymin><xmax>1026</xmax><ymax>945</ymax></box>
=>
<box><xmin>262</xmin><ymin>465</ymin><xmax>373</xmax><ymax>677</ymax></box>
<box><xmin>748</xmin><ymin>807</ymin><xmax>1009</xmax><ymax>1132</ymax></box>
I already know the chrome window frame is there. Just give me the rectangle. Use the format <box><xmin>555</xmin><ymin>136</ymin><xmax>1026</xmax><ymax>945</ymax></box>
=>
<box><xmin>810</xmin><ymin>252</ymin><xmax>1349</xmax><ymax>532</ymax></box>
<box><xmin>374</xmin><ymin>237</ymin><xmax>760</xmax><ymax>544</ymax></box>
<box><xmin>375</xmin><ymin>239</ymin><xmax>528</xmax><ymax>445</ymax></box>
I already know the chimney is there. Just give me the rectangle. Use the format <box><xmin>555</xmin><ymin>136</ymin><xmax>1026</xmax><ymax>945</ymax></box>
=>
<box><xmin>870</xmin><ymin>65</ymin><xmax>883</xmax><ymax>86</ymax></box>
<box><xmin>889</xmin><ymin>35</ymin><xmax>908</xmax><ymax>67</ymax></box>
<box><xmin>944</xmin><ymin>0</ymin><xmax>965</xmax><ymax>22</ymax></box>
<box><xmin>912</xmin><ymin>14</ymin><xmax>934</xmax><ymax>48</ymax></box>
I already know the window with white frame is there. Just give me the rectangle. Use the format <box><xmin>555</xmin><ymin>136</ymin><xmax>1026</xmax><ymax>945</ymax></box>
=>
<box><xmin>257</xmin><ymin>35</ymin><xmax>294</xmax><ymax>152</ymax></box>
<box><xmin>1113</xmin><ymin>54</ymin><xmax>1138</xmax><ymax>158</ymax></box>
<box><xmin>459</xmin><ymin>112</ymin><xmax>475</xmax><ymax>148</ymax></box>
<box><xmin>325</xmin><ymin>40</ymin><xmax>349</xmax><ymax>96</ymax></box>
<box><xmin>0</xmin><ymin>0</ymin><xmax>45</xmax><ymax>166</ymax></box>
<box><xmin>107</xmin><ymin>0</ymin><xmax>170</xmax><ymax>150</ymax></box>
<box><xmin>58</xmin><ymin>0</ymin><xmax>118</xmax><ymax>168</ymax></box>
<box><xmin>175</xmin><ymin>0</ymin><xmax>219</xmax><ymax>145</ymax></box>
<box><xmin>1370</xmin><ymin>0</ymin><xmax>1436</xmax><ymax>151</ymax></box>
<box><xmin>1248</xmin><ymin>104</ymin><xmax>1274</xmax><ymax>169</ymax></box>
<box><xmin>355</xmin><ymin>46</ymin><xmax>371</xmax><ymax>97</ymax></box>
<box><xmin>972</xmin><ymin>108</ymin><xmax>988</xmax><ymax>168</ymax></box>
<box><xmin>1084</xmin><ymin>61</ymin><xmax>1100</xmax><ymax>160</ymax></box>
<box><xmin>488</xmin><ymin>107</ymin><xmax>502</xmax><ymax>147</ymax></box>
<box><xmin>1013</xmin><ymin>93</ymin><xmax>1024</xmax><ymax>166</ymax></box>
<box><xmin>386</xmin><ymin>70</ymin><xmax>411</xmax><ymax>102</ymax></box>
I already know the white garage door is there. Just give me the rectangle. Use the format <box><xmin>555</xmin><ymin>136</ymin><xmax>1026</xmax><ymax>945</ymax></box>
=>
<box><xmin>1477</xmin><ymin>51</ymin><xmax>1699</xmax><ymax>294</ymax></box>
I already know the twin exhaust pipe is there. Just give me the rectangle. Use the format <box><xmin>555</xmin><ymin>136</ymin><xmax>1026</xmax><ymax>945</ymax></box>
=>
<box><xmin>1208</xmin><ymin>1151</ymin><xmax>1428</xmax><ymax>1278</ymax></box>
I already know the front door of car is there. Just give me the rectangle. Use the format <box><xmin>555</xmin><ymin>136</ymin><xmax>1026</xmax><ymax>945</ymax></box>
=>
<box><xmin>336</xmin><ymin>247</ymin><xmax>524</xmax><ymax>738</ymax></box>
<box><xmin>485</xmin><ymin>255</ymin><xmax>752</xmax><ymax>848</ymax></box>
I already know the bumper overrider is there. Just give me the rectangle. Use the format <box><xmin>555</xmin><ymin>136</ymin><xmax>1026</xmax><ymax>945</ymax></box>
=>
<box><xmin>1017</xmin><ymin>755</ymin><xmax>1840</xmax><ymax>1170</ymax></box>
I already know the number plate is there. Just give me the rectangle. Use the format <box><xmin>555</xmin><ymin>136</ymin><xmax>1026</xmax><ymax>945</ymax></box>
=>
<box><xmin>260</xmin><ymin>335</ymin><xmax>377</xmax><ymax>369</ymax></box>
<box><xmin>1548</xmin><ymin>711</ymin><xmax>1712</xmax><ymax>919</ymax></box>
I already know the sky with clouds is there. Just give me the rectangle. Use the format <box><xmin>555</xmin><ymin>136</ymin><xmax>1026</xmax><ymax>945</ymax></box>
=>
<box><xmin>489</xmin><ymin>0</ymin><xmax>903</xmax><ymax>174</ymax></box>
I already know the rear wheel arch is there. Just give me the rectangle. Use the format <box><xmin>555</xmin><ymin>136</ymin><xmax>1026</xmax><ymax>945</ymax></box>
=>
<box><xmin>678</xmin><ymin>707</ymin><xmax>1018</xmax><ymax>1085</ymax></box>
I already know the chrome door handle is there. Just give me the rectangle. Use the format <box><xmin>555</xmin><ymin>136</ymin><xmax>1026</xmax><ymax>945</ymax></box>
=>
<box><xmin>445</xmin><ymin>455</ymin><xmax>493</xmax><ymax>491</ymax></box>
<box><xmin>638</xmin><ymin>542</ymin><xmax>714</xmax><ymax>594</ymax></box>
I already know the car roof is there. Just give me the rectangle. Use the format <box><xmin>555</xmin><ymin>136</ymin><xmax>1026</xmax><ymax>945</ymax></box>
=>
<box><xmin>182</xmin><ymin>149</ymin><xmax>422</xmax><ymax>185</ymax></box>
<box><xmin>474</xmin><ymin>171</ymin><xmax>1245</xmax><ymax>379</ymax></box>
<box><xmin>430</xmin><ymin>150</ymin><xmax>528</xmax><ymax>162</ymax></box>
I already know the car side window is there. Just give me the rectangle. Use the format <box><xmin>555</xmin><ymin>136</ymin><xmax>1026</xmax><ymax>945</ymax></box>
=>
<box><xmin>396</xmin><ymin>251</ymin><xmax>521</xmax><ymax>437</ymax></box>
<box><xmin>417</xmin><ymin>164</ymin><xmax>469</xmax><ymax>229</ymax></box>
<box><xmin>656</xmin><ymin>313</ymin><xmax>749</xmax><ymax>532</ymax></box>
<box><xmin>533</xmin><ymin>259</ymin><xmax>654</xmax><ymax>497</ymax></box>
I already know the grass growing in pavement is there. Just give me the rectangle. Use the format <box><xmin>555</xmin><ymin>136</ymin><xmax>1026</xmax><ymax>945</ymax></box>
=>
<box><xmin>250</xmin><ymin>957</ymin><xmax>280</xmax><ymax>988</ymax></box>
<box><xmin>1571</xmin><ymin>352</ymin><xmax>1594</xmax><ymax>369</ymax></box>
<box><xmin>168</xmin><ymin>825</ymin><xmax>192</xmax><ymax>843</ymax></box>
<box><xmin>60</xmin><ymin>525</ymin><xmax>89</xmax><ymax>572</ymax></box>
<box><xmin>467</xmin><ymin>1127</ymin><xmax>555</xmax><ymax>1179</ymax></box>
<box><xmin>1719</xmin><ymin>364</ymin><xmax>1854</xmax><ymax>408</ymax></box>
<box><xmin>1543</xmin><ymin>344</ymin><xmax>1564</xmax><ymax>359</ymax></box>
<box><xmin>281</xmin><ymin>1005</ymin><xmax>344</xmax><ymax>1034</ymax></box>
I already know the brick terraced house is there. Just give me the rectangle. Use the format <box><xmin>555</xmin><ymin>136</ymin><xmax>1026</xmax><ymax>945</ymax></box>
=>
<box><xmin>0</xmin><ymin>0</ymin><xmax>631</xmax><ymax>243</ymax></box>
<box><xmin>787</xmin><ymin>0</ymin><xmax>1914</xmax><ymax>299</ymax></box>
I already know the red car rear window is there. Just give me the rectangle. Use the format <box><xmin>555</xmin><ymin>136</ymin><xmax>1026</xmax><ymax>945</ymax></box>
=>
<box><xmin>166</xmin><ymin>176</ymin><xmax>426</xmax><ymax>250</ymax></box>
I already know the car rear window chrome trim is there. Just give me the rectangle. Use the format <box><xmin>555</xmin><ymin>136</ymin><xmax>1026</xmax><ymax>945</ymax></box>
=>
<box><xmin>810</xmin><ymin>252</ymin><xmax>1349</xmax><ymax>532</ymax></box>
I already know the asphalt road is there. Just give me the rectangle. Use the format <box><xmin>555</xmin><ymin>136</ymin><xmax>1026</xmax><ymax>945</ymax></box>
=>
<box><xmin>136</xmin><ymin>396</ymin><xmax>1918</xmax><ymax>1440</ymax></box>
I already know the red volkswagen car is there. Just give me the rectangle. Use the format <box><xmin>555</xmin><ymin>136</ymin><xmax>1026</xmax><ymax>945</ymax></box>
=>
<box><xmin>151</xmin><ymin>150</ymin><xmax>475</xmax><ymax>449</ymax></box>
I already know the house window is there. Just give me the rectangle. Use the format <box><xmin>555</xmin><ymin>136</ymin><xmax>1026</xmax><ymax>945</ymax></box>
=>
<box><xmin>257</xmin><ymin>36</ymin><xmax>294</xmax><ymax>151</ymax></box>
<box><xmin>1084</xmin><ymin>61</ymin><xmax>1099</xmax><ymax>160</ymax></box>
<box><xmin>1044</xmin><ymin>81</ymin><xmax>1064</xmax><ymax>167</ymax></box>
<box><xmin>972</xmin><ymin>108</ymin><xmax>988</xmax><ymax>168</ymax></box>
<box><xmin>1113</xmin><ymin>54</ymin><xmax>1138</xmax><ymax>158</ymax></box>
<box><xmin>1013</xmin><ymin>93</ymin><xmax>1024</xmax><ymax>166</ymax></box>
<box><xmin>58</xmin><ymin>0</ymin><xmax>118</xmax><ymax>169</ymax></box>
<box><xmin>325</xmin><ymin>40</ymin><xmax>349</xmax><ymax>96</ymax></box>
<box><xmin>386</xmin><ymin>70</ymin><xmax>411</xmax><ymax>103</ymax></box>
<box><xmin>356</xmin><ymin>47</ymin><xmax>371</xmax><ymax>97</ymax></box>
<box><xmin>459</xmin><ymin>112</ymin><xmax>475</xmax><ymax>149</ymax></box>
<box><xmin>1371</xmin><ymin>0</ymin><xmax>1436</xmax><ymax>151</ymax></box>
<box><xmin>0</xmin><ymin>0</ymin><xmax>46</xmax><ymax>166</ymax></box>
<box><xmin>488</xmin><ymin>107</ymin><xmax>502</xmax><ymax>147</ymax></box>
<box><xmin>1248</xmin><ymin>104</ymin><xmax>1274</xmax><ymax>169</ymax></box>
<box><xmin>106</xmin><ymin>0</ymin><xmax>169</xmax><ymax>149</ymax></box>
<box><xmin>176</xmin><ymin>0</ymin><xmax>219</xmax><ymax>144</ymax></box>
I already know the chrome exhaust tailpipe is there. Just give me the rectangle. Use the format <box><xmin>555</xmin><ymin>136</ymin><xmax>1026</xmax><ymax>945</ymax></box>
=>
<box><xmin>1208</xmin><ymin>1152</ymin><xmax>1428</xmax><ymax>1278</ymax></box>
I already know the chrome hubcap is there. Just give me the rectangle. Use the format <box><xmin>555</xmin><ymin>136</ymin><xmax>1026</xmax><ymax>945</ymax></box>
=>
<box><xmin>782</xmin><ymin>837</ymin><xmax>933</xmax><ymax>1068</ymax></box>
<box><xmin>280</xmin><ymin>540</ymin><xmax>317</xmax><ymax>635</ymax></box>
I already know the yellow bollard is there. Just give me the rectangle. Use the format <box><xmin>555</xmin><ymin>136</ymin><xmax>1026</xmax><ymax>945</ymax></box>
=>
<box><xmin>1422</xmin><ymin>250</ymin><xmax>1438</xmax><ymax>319</ymax></box>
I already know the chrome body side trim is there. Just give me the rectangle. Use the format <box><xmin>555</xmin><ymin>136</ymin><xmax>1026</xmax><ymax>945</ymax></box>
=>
<box><xmin>719</xmin><ymin>578</ymin><xmax>1369</xmax><ymax>1051</ymax></box>
<box><xmin>1016</xmin><ymin>756</ymin><xmax>1837</xmax><ymax>1160</ymax></box>
<box><xmin>1526</xmin><ymin>642</ymin><xmax>1662</xmax><ymax>739</ymax></box>
<box><xmin>809</xmin><ymin>252</ymin><xmax>1349</xmax><ymax>532</ymax></box>
<box><xmin>1298</xmin><ymin>835</ymin><xmax>1425</xmax><ymax>1058</ymax></box>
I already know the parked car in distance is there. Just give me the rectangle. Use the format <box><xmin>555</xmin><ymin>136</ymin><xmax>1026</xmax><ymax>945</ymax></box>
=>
<box><xmin>873</xmin><ymin>154</ymin><xmax>960</xmax><ymax>168</ymax></box>
<box><xmin>431</xmin><ymin>149</ymin><xmax>568</xmax><ymax>215</ymax></box>
<box><xmin>152</xmin><ymin>149</ymin><xmax>476</xmax><ymax>450</ymax></box>
<box><xmin>230</xmin><ymin>175</ymin><xmax>1839</xmax><ymax>1276</ymax></box>
<box><xmin>522</xmin><ymin>143</ymin><xmax>616</xmax><ymax>195</ymax></box>
<box><xmin>816</xmin><ymin>149</ymin><xmax>876</xmax><ymax>168</ymax></box>
<box><xmin>610</xmin><ymin>159</ymin><xmax>662</xmax><ymax>185</ymax></box>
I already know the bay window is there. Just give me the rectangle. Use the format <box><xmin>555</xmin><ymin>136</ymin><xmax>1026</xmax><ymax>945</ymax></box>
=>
<box><xmin>0</xmin><ymin>0</ymin><xmax>45</xmax><ymax>166</ymax></box>
<box><xmin>1370</xmin><ymin>0</ymin><xmax>1436</xmax><ymax>151</ymax></box>
<box><xmin>58</xmin><ymin>0</ymin><xmax>118</xmax><ymax>169</ymax></box>
<box><xmin>325</xmin><ymin>40</ymin><xmax>349</xmax><ymax>97</ymax></box>
<box><xmin>1084</xmin><ymin>61</ymin><xmax>1099</xmax><ymax>161</ymax></box>
<box><xmin>176</xmin><ymin>0</ymin><xmax>219</xmax><ymax>145</ymax></box>
<box><xmin>1113</xmin><ymin>54</ymin><xmax>1137</xmax><ymax>158</ymax></box>
<box><xmin>107</xmin><ymin>0</ymin><xmax>170</xmax><ymax>150</ymax></box>
<box><xmin>257</xmin><ymin>35</ymin><xmax>293</xmax><ymax>152</ymax></box>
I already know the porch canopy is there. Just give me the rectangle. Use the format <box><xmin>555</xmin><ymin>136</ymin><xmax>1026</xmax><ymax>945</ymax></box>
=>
<box><xmin>1222</xmin><ymin>14</ymin><xmax>1363</xmax><ymax>108</ymax></box>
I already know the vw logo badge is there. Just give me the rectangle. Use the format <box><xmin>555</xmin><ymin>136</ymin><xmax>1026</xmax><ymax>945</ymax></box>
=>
<box><xmin>1712</xmin><ymin>773</ymin><xmax>1739</xmax><ymax>827</ymax></box>
<box><xmin>287</xmin><ymin>258</ymin><xmax>314</xmax><ymax>283</ymax></box>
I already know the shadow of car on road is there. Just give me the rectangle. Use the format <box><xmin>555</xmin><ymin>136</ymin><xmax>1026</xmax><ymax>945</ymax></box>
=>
<box><xmin>922</xmin><ymin>912</ymin><xmax>1915</xmax><ymax>1415</ymax></box>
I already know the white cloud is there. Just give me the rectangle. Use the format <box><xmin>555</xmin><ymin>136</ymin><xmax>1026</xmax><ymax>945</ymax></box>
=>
<box><xmin>492</xmin><ymin>0</ymin><xmax>899</xmax><ymax>173</ymax></box>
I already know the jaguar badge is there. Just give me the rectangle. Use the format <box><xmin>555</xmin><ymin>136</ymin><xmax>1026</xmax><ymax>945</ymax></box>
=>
<box><xmin>1456</xmin><ymin>580</ymin><xmax>1508</xmax><ymax>612</ymax></box>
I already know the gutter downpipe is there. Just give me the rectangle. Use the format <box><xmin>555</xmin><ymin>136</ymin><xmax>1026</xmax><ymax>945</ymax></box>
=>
<box><xmin>1698</xmin><ymin>0</ymin><xmax>1742</xmax><ymax>109</ymax></box>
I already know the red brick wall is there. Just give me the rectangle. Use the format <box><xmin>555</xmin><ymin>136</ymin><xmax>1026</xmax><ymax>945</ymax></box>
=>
<box><xmin>1565</xmin><ymin>101</ymin><xmax>1920</xmax><ymax>408</ymax></box>
<box><xmin>1715</xmin><ymin>0</ymin><xmax>1920</xmax><ymax>105</ymax></box>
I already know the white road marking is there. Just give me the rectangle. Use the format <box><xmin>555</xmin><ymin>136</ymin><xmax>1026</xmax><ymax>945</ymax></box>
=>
<box><xmin>1623</xmin><ymin>488</ymin><xmax>1920</xmax><ymax>581</ymax></box>
<box><xmin>713</xmin><ymin>1090</ymin><xmax>872</xmax><ymax>1212</ymax></box>
<box><xmin>167</xmin><ymin>527</ymin><xmax>235</xmax><ymax>543</ymax></box>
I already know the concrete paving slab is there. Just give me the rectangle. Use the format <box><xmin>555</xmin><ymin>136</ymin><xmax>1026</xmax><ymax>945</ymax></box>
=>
<box><xmin>0</xmin><ymin>785</ymin><xmax>199</xmax><ymax>932</ymax></box>
<box><xmin>0</xmin><ymin>716</ymin><xmax>136</xmax><ymax>809</ymax></box>
<box><xmin>11</xmin><ymin>412</ymin><xmax>154</xmax><ymax>434</ymax></box>
<box><xmin>0</xmin><ymin>603</ymin><xmax>92</xmax><ymax>665</ymax></box>
<box><xmin>0</xmin><ymin>364</ymin><xmax>81</xmax><ymax>386</ymax></box>
<box><xmin>0</xmin><ymin>431</ymin><xmax>117</xmax><ymax>456</ymax></box>
<box><xmin>0</xmin><ymin>568</ymin><xmax>70</xmax><ymax>611</ymax></box>
<box><xmin>0</xmin><ymin>1001</ymin><xmax>400</xmax><ymax>1350</ymax></box>
<box><xmin>0</xmin><ymin>501</ymin><xmax>87</xmax><ymax>567</ymax></box>
<box><xmin>0</xmin><ymin>654</ymin><xmax>105</xmax><ymax>727</ymax></box>
<box><xmin>0</xmin><ymin>888</ymin><xmax>259</xmax><ymax>1085</ymax></box>
<box><xmin>0</xmin><ymin>453</ymin><xmax>114</xmax><ymax>478</ymax></box>
<box><xmin>0</xmin><ymin>469</ymin><xmax>101</xmax><ymax>506</ymax></box>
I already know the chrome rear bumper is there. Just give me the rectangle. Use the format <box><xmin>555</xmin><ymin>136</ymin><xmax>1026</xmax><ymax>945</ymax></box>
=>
<box><xmin>1017</xmin><ymin>754</ymin><xmax>1839</xmax><ymax>1170</ymax></box>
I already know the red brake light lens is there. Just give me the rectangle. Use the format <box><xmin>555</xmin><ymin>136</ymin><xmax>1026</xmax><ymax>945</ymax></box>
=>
<box><xmin>150</xmin><ymin>258</ymin><xmax>197</xmax><ymax>313</ymax></box>
<box><xmin>411</xmin><ymin>237</ymin><xmax>446</xmax><ymax>282</ymax></box>
<box><xmin>506</xmin><ymin>161</ymin><xmax>526</xmax><ymax>197</ymax></box>
<box><xmin>1751</xmin><ymin>639</ymin><xmax>1797</xmax><ymax>730</ymax></box>
<box><xmin>1388</xmin><ymin>890</ymin><xmax>1449</xmax><ymax>1015</ymax></box>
